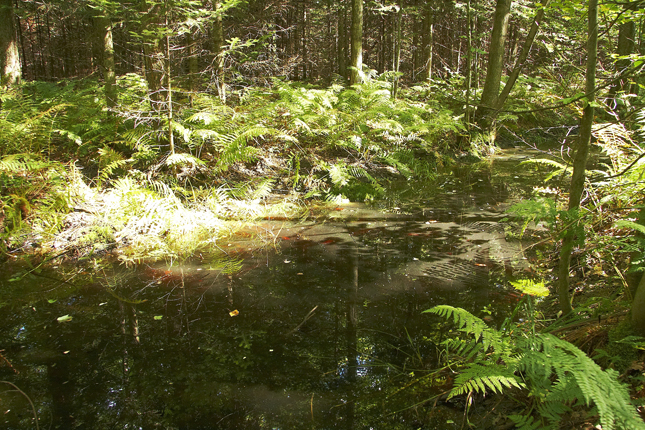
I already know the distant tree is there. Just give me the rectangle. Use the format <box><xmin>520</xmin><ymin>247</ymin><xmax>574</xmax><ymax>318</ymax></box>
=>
<box><xmin>608</xmin><ymin>2</ymin><xmax>638</xmax><ymax>117</ymax></box>
<box><xmin>90</xmin><ymin>0</ymin><xmax>118</xmax><ymax>114</ymax></box>
<box><xmin>211</xmin><ymin>1</ymin><xmax>226</xmax><ymax>102</ymax></box>
<box><xmin>140</xmin><ymin>0</ymin><xmax>167</xmax><ymax>113</ymax></box>
<box><xmin>421</xmin><ymin>2</ymin><xmax>433</xmax><ymax>81</ymax></box>
<box><xmin>0</xmin><ymin>0</ymin><xmax>21</xmax><ymax>86</ymax></box>
<box><xmin>349</xmin><ymin>0</ymin><xmax>362</xmax><ymax>85</ymax></box>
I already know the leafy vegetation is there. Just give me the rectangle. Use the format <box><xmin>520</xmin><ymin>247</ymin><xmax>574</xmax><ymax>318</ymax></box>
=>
<box><xmin>426</xmin><ymin>284</ymin><xmax>645</xmax><ymax>429</ymax></box>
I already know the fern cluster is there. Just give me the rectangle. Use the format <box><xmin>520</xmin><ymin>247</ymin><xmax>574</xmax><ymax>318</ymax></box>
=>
<box><xmin>426</xmin><ymin>305</ymin><xmax>645</xmax><ymax>429</ymax></box>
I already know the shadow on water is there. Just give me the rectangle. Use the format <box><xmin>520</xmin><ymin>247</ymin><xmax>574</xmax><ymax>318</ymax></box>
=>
<box><xmin>0</xmin><ymin>149</ymin><xmax>547</xmax><ymax>429</ymax></box>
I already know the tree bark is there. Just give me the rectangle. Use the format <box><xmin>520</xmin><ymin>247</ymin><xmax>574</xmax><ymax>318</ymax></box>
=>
<box><xmin>632</xmin><ymin>271</ymin><xmax>645</xmax><ymax>336</ymax></box>
<box><xmin>608</xmin><ymin>4</ymin><xmax>637</xmax><ymax>114</ymax></box>
<box><xmin>392</xmin><ymin>5</ymin><xmax>402</xmax><ymax>99</ymax></box>
<box><xmin>422</xmin><ymin>4</ymin><xmax>433</xmax><ymax>81</ymax></box>
<box><xmin>96</xmin><ymin>16</ymin><xmax>117</xmax><ymax>113</ymax></box>
<box><xmin>476</xmin><ymin>0</ymin><xmax>512</xmax><ymax>129</ymax></box>
<box><xmin>141</xmin><ymin>0</ymin><xmax>167</xmax><ymax>112</ymax></box>
<box><xmin>212</xmin><ymin>1</ymin><xmax>225</xmax><ymax>102</ymax></box>
<box><xmin>338</xmin><ymin>0</ymin><xmax>348</xmax><ymax>79</ymax></box>
<box><xmin>494</xmin><ymin>0</ymin><xmax>550</xmax><ymax>111</ymax></box>
<box><xmin>0</xmin><ymin>0</ymin><xmax>21</xmax><ymax>86</ymax></box>
<box><xmin>557</xmin><ymin>0</ymin><xmax>598</xmax><ymax>316</ymax></box>
<box><xmin>349</xmin><ymin>0</ymin><xmax>363</xmax><ymax>85</ymax></box>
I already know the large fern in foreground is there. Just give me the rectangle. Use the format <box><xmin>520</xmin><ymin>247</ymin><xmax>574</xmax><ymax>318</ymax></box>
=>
<box><xmin>425</xmin><ymin>305</ymin><xmax>645</xmax><ymax>430</ymax></box>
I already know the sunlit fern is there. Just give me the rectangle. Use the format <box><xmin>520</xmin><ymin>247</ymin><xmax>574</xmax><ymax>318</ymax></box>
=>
<box><xmin>427</xmin><ymin>305</ymin><xmax>645</xmax><ymax>430</ymax></box>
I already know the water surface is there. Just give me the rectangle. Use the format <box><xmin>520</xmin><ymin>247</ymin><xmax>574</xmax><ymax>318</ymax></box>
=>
<box><xmin>0</xmin><ymin>149</ymin><xmax>546</xmax><ymax>429</ymax></box>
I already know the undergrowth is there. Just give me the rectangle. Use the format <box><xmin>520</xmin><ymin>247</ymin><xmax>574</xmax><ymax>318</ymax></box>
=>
<box><xmin>0</xmin><ymin>71</ymin><xmax>470</xmax><ymax>261</ymax></box>
<box><xmin>426</xmin><ymin>280</ymin><xmax>645</xmax><ymax>429</ymax></box>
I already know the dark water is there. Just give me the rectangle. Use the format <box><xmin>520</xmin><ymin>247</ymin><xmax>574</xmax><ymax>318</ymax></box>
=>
<box><xmin>0</xmin><ymin>149</ymin><xmax>547</xmax><ymax>429</ymax></box>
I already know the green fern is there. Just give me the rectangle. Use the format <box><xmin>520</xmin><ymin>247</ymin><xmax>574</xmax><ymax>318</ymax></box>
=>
<box><xmin>448</xmin><ymin>363</ymin><xmax>525</xmax><ymax>398</ymax></box>
<box><xmin>427</xmin><ymin>305</ymin><xmax>645</xmax><ymax>429</ymax></box>
<box><xmin>519</xmin><ymin>158</ymin><xmax>570</xmax><ymax>182</ymax></box>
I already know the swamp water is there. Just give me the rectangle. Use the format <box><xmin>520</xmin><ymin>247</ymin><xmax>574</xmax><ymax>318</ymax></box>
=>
<box><xmin>1</xmin><ymin>148</ymin><xmax>548</xmax><ymax>429</ymax></box>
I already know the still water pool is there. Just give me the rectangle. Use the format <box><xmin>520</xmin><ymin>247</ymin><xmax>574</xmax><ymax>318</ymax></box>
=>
<box><xmin>1</xmin><ymin>149</ymin><xmax>547</xmax><ymax>429</ymax></box>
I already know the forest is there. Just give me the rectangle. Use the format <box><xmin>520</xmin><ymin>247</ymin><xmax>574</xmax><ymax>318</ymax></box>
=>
<box><xmin>1</xmin><ymin>0</ymin><xmax>645</xmax><ymax>428</ymax></box>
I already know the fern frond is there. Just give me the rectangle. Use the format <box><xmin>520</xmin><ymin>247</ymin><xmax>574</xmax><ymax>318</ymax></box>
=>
<box><xmin>165</xmin><ymin>153</ymin><xmax>205</xmax><ymax>168</ymax></box>
<box><xmin>448</xmin><ymin>363</ymin><xmax>525</xmax><ymax>399</ymax></box>
<box><xmin>519</xmin><ymin>158</ymin><xmax>566</xmax><ymax>170</ymax></box>
<box><xmin>507</xmin><ymin>414</ymin><xmax>546</xmax><ymax>430</ymax></box>
<box><xmin>424</xmin><ymin>306</ymin><xmax>494</xmax><ymax>346</ymax></box>
<box><xmin>615</xmin><ymin>219</ymin><xmax>645</xmax><ymax>235</ymax></box>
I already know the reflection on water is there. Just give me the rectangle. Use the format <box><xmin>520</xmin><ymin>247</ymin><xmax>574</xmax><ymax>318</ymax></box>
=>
<box><xmin>0</xmin><ymin>151</ymin><xmax>544</xmax><ymax>429</ymax></box>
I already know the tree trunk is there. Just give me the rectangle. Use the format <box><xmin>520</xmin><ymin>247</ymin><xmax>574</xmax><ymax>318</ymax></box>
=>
<box><xmin>392</xmin><ymin>5</ymin><xmax>402</xmax><ymax>99</ymax></box>
<box><xmin>476</xmin><ymin>0</ymin><xmax>512</xmax><ymax>130</ymax></box>
<box><xmin>558</xmin><ymin>0</ymin><xmax>598</xmax><ymax>316</ymax></box>
<box><xmin>608</xmin><ymin>4</ymin><xmax>637</xmax><ymax>114</ymax></box>
<box><xmin>212</xmin><ymin>1</ymin><xmax>226</xmax><ymax>102</ymax></box>
<box><xmin>422</xmin><ymin>4</ymin><xmax>433</xmax><ymax>81</ymax></box>
<box><xmin>301</xmin><ymin>0</ymin><xmax>308</xmax><ymax>81</ymax></box>
<box><xmin>464</xmin><ymin>0</ymin><xmax>473</xmax><ymax>128</ymax></box>
<box><xmin>0</xmin><ymin>0</ymin><xmax>21</xmax><ymax>86</ymax></box>
<box><xmin>141</xmin><ymin>0</ymin><xmax>167</xmax><ymax>112</ymax></box>
<box><xmin>632</xmin><ymin>272</ymin><xmax>645</xmax><ymax>336</ymax></box>
<box><xmin>338</xmin><ymin>0</ymin><xmax>348</xmax><ymax>78</ymax></box>
<box><xmin>96</xmin><ymin>16</ymin><xmax>117</xmax><ymax>113</ymax></box>
<box><xmin>349</xmin><ymin>0</ymin><xmax>363</xmax><ymax>85</ymax></box>
<box><xmin>494</xmin><ymin>0</ymin><xmax>550</xmax><ymax>111</ymax></box>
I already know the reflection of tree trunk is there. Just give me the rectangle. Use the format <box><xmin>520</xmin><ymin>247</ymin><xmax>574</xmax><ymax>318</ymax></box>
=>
<box><xmin>48</xmin><ymin>357</ymin><xmax>74</xmax><ymax>427</ymax></box>
<box><xmin>345</xmin><ymin>242</ymin><xmax>359</xmax><ymax>428</ymax></box>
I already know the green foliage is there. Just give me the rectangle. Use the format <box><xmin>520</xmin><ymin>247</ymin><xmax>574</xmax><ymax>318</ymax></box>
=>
<box><xmin>505</xmin><ymin>197</ymin><xmax>559</xmax><ymax>237</ymax></box>
<box><xmin>427</xmin><ymin>305</ymin><xmax>645</xmax><ymax>429</ymax></box>
<box><xmin>519</xmin><ymin>158</ymin><xmax>569</xmax><ymax>182</ymax></box>
<box><xmin>0</xmin><ymin>154</ymin><xmax>69</xmax><ymax>243</ymax></box>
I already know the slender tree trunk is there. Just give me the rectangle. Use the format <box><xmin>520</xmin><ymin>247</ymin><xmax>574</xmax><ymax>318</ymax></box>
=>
<box><xmin>464</xmin><ymin>0</ymin><xmax>473</xmax><ymax>128</ymax></box>
<box><xmin>495</xmin><ymin>0</ymin><xmax>550</xmax><ymax>111</ymax></box>
<box><xmin>422</xmin><ymin>5</ymin><xmax>433</xmax><ymax>81</ymax></box>
<box><xmin>212</xmin><ymin>1</ymin><xmax>226</xmax><ymax>102</ymax></box>
<box><xmin>608</xmin><ymin>4</ymin><xmax>637</xmax><ymax>115</ymax></box>
<box><xmin>558</xmin><ymin>0</ymin><xmax>598</xmax><ymax>316</ymax></box>
<box><xmin>0</xmin><ymin>0</ymin><xmax>21</xmax><ymax>86</ymax></box>
<box><xmin>338</xmin><ymin>0</ymin><xmax>348</xmax><ymax>78</ymax></box>
<box><xmin>349</xmin><ymin>0</ymin><xmax>363</xmax><ymax>85</ymax></box>
<box><xmin>392</xmin><ymin>5</ymin><xmax>402</xmax><ymax>99</ymax></box>
<box><xmin>301</xmin><ymin>0</ymin><xmax>308</xmax><ymax>81</ymax></box>
<box><xmin>15</xmin><ymin>6</ymin><xmax>27</xmax><ymax>80</ymax></box>
<box><xmin>96</xmin><ymin>16</ymin><xmax>117</xmax><ymax>114</ymax></box>
<box><xmin>166</xmin><ymin>21</ymin><xmax>174</xmax><ymax>154</ymax></box>
<box><xmin>632</xmin><ymin>272</ymin><xmax>645</xmax><ymax>335</ymax></box>
<box><xmin>141</xmin><ymin>0</ymin><xmax>167</xmax><ymax>112</ymax></box>
<box><xmin>412</xmin><ymin>2</ymin><xmax>419</xmax><ymax>80</ymax></box>
<box><xmin>187</xmin><ymin>32</ymin><xmax>198</xmax><ymax>98</ymax></box>
<box><xmin>476</xmin><ymin>0</ymin><xmax>512</xmax><ymax>129</ymax></box>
